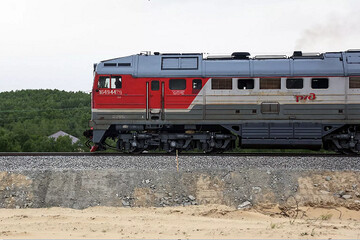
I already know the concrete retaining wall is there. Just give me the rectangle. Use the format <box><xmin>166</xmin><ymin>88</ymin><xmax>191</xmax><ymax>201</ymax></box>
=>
<box><xmin>1</xmin><ymin>169</ymin><xmax>359</xmax><ymax>210</ymax></box>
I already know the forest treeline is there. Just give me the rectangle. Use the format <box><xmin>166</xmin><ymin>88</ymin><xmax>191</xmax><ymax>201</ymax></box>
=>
<box><xmin>0</xmin><ymin>89</ymin><xmax>91</xmax><ymax>152</ymax></box>
<box><xmin>0</xmin><ymin>89</ymin><xmax>327</xmax><ymax>153</ymax></box>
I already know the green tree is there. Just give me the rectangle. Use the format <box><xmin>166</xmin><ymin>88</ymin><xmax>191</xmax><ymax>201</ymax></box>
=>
<box><xmin>0</xmin><ymin>89</ymin><xmax>91</xmax><ymax>152</ymax></box>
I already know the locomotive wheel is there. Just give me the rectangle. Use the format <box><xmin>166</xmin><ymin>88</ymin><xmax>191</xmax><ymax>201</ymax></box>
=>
<box><xmin>339</xmin><ymin>149</ymin><xmax>357</xmax><ymax>155</ymax></box>
<box><xmin>212</xmin><ymin>148</ymin><xmax>225</xmax><ymax>153</ymax></box>
<box><xmin>116</xmin><ymin>139</ymin><xmax>124</xmax><ymax>152</ymax></box>
<box><xmin>168</xmin><ymin>148</ymin><xmax>182</xmax><ymax>154</ymax></box>
<box><xmin>130</xmin><ymin>148</ymin><xmax>145</xmax><ymax>154</ymax></box>
<box><xmin>203</xmin><ymin>147</ymin><xmax>214</xmax><ymax>153</ymax></box>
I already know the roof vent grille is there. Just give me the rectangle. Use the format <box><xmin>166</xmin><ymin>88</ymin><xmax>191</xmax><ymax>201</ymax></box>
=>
<box><xmin>231</xmin><ymin>52</ymin><xmax>250</xmax><ymax>59</ymax></box>
<box><xmin>254</xmin><ymin>55</ymin><xmax>287</xmax><ymax>59</ymax></box>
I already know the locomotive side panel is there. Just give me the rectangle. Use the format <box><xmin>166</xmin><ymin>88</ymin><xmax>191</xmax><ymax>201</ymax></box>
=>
<box><xmin>92</xmin><ymin>74</ymin><xmax>211</xmax><ymax>122</ymax></box>
<box><xmin>293</xmin><ymin>58</ymin><xmax>344</xmax><ymax>76</ymax></box>
<box><xmin>201</xmin><ymin>77</ymin><xmax>347</xmax><ymax>121</ymax></box>
<box><xmin>86</xmin><ymin>50</ymin><xmax>360</xmax><ymax>154</ymax></box>
<box><xmin>91</xmin><ymin>75</ymin><xmax>359</xmax><ymax>123</ymax></box>
<box><xmin>348</xmin><ymin>77</ymin><xmax>360</xmax><ymax>120</ymax></box>
<box><xmin>92</xmin><ymin>74</ymin><xmax>146</xmax><ymax>121</ymax></box>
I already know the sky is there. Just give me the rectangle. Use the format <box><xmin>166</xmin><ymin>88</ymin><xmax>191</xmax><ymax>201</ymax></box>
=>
<box><xmin>0</xmin><ymin>0</ymin><xmax>359</xmax><ymax>92</ymax></box>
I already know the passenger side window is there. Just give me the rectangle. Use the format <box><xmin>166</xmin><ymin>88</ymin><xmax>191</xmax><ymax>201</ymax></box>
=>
<box><xmin>111</xmin><ymin>76</ymin><xmax>122</xmax><ymax>89</ymax></box>
<box><xmin>312</xmin><ymin>78</ymin><xmax>328</xmax><ymax>89</ymax></box>
<box><xmin>98</xmin><ymin>76</ymin><xmax>110</xmax><ymax>88</ymax></box>
<box><xmin>286</xmin><ymin>78</ymin><xmax>303</xmax><ymax>89</ymax></box>
<box><xmin>260</xmin><ymin>78</ymin><xmax>281</xmax><ymax>89</ymax></box>
<box><xmin>169</xmin><ymin>79</ymin><xmax>186</xmax><ymax>90</ymax></box>
<box><xmin>212</xmin><ymin>78</ymin><xmax>232</xmax><ymax>90</ymax></box>
<box><xmin>349</xmin><ymin>77</ymin><xmax>360</xmax><ymax>88</ymax></box>
<box><xmin>238</xmin><ymin>79</ymin><xmax>254</xmax><ymax>89</ymax></box>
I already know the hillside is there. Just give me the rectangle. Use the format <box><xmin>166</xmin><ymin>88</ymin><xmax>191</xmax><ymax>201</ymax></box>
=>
<box><xmin>0</xmin><ymin>89</ymin><xmax>91</xmax><ymax>152</ymax></box>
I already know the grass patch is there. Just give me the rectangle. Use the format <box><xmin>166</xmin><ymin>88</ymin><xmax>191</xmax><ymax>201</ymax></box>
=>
<box><xmin>320</xmin><ymin>213</ymin><xmax>333</xmax><ymax>220</ymax></box>
<box><xmin>270</xmin><ymin>222</ymin><xmax>280</xmax><ymax>229</ymax></box>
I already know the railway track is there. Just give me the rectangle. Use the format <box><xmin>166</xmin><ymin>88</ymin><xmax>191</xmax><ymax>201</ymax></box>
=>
<box><xmin>1</xmin><ymin>151</ymin><xmax>359</xmax><ymax>172</ymax></box>
<box><xmin>0</xmin><ymin>152</ymin><xmax>353</xmax><ymax>157</ymax></box>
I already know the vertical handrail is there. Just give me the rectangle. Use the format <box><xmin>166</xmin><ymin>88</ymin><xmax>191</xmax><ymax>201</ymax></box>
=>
<box><xmin>146</xmin><ymin>82</ymin><xmax>149</xmax><ymax>120</ymax></box>
<box><xmin>202</xmin><ymin>81</ymin><xmax>206</xmax><ymax>120</ymax></box>
<box><xmin>161</xmin><ymin>82</ymin><xmax>165</xmax><ymax>120</ymax></box>
<box><xmin>341</xmin><ymin>52</ymin><xmax>348</xmax><ymax>120</ymax></box>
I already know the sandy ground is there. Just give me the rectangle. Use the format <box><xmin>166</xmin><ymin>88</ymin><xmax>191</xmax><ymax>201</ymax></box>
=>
<box><xmin>0</xmin><ymin>205</ymin><xmax>359</xmax><ymax>239</ymax></box>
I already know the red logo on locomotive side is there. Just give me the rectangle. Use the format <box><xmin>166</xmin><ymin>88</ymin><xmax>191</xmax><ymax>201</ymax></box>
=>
<box><xmin>295</xmin><ymin>93</ymin><xmax>316</xmax><ymax>102</ymax></box>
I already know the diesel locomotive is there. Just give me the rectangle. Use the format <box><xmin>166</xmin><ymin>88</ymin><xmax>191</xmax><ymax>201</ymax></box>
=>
<box><xmin>84</xmin><ymin>50</ymin><xmax>360</xmax><ymax>154</ymax></box>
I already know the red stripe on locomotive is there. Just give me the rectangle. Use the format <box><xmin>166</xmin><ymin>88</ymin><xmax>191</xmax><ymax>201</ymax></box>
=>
<box><xmin>92</xmin><ymin>74</ymin><xmax>209</xmax><ymax>109</ymax></box>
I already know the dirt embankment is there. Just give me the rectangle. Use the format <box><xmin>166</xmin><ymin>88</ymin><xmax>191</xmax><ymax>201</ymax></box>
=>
<box><xmin>0</xmin><ymin>205</ymin><xmax>359</xmax><ymax>239</ymax></box>
<box><xmin>0</xmin><ymin>164</ymin><xmax>360</xmax><ymax>238</ymax></box>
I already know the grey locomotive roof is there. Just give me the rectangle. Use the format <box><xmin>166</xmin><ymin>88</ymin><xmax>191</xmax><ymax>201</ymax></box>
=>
<box><xmin>95</xmin><ymin>50</ymin><xmax>360</xmax><ymax>77</ymax></box>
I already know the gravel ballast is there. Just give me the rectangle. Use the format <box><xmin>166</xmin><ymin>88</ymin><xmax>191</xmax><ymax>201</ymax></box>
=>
<box><xmin>0</xmin><ymin>155</ymin><xmax>359</xmax><ymax>171</ymax></box>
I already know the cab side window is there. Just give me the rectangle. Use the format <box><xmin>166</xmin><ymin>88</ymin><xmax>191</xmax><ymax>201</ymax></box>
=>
<box><xmin>111</xmin><ymin>76</ymin><xmax>122</xmax><ymax>89</ymax></box>
<box><xmin>98</xmin><ymin>76</ymin><xmax>110</xmax><ymax>88</ymax></box>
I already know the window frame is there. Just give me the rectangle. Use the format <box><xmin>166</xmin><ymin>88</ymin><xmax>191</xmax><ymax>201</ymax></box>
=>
<box><xmin>211</xmin><ymin>78</ymin><xmax>233</xmax><ymax>90</ymax></box>
<box><xmin>192</xmin><ymin>79</ymin><xmax>202</xmax><ymax>90</ymax></box>
<box><xmin>98</xmin><ymin>76</ymin><xmax>110</xmax><ymax>89</ymax></box>
<box><xmin>286</xmin><ymin>78</ymin><xmax>303</xmax><ymax>89</ymax></box>
<box><xmin>151</xmin><ymin>80</ymin><xmax>160</xmax><ymax>91</ymax></box>
<box><xmin>259</xmin><ymin>78</ymin><xmax>281</xmax><ymax>89</ymax></box>
<box><xmin>349</xmin><ymin>76</ymin><xmax>360</xmax><ymax>89</ymax></box>
<box><xmin>111</xmin><ymin>76</ymin><xmax>122</xmax><ymax>89</ymax></box>
<box><xmin>237</xmin><ymin>79</ymin><xmax>254</xmax><ymax>90</ymax></box>
<box><xmin>261</xmin><ymin>102</ymin><xmax>280</xmax><ymax>114</ymax></box>
<box><xmin>169</xmin><ymin>79</ymin><xmax>186</xmax><ymax>90</ymax></box>
<box><xmin>311</xmin><ymin>78</ymin><xmax>329</xmax><ymax>89</ymax></box>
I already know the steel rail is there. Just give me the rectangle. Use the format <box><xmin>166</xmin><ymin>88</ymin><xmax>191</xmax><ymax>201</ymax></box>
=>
<box><xmin>0</xmin><ymin>152</ymin><xmax>353</xmax><ymax>157</ymax></box>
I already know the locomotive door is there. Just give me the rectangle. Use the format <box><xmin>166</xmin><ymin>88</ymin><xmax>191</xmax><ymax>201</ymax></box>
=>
<box><xmin>146</xmin><ymin>80</ymin><xmax>164</xmax><ymax>120</ymax></box>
